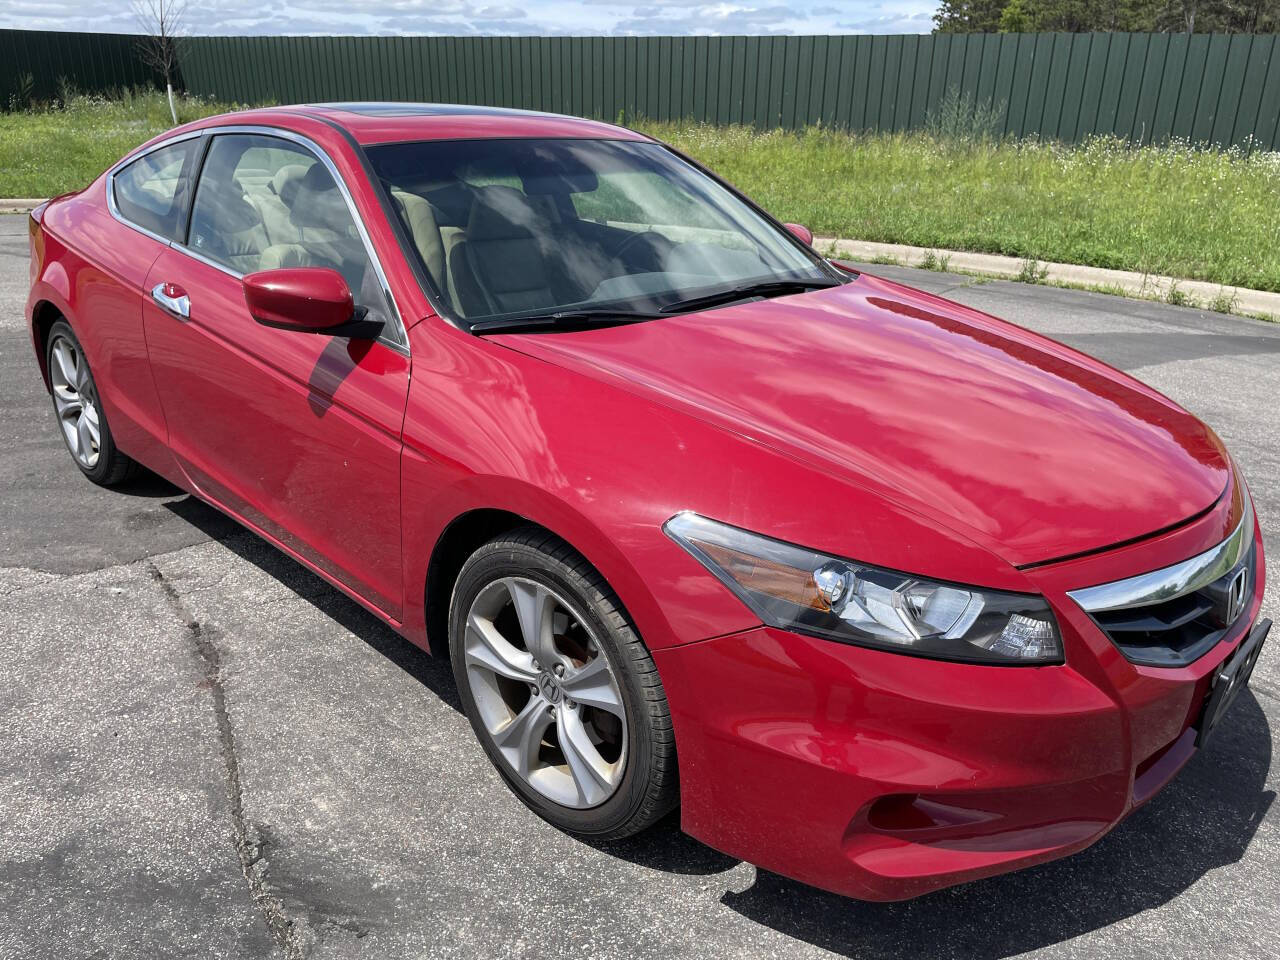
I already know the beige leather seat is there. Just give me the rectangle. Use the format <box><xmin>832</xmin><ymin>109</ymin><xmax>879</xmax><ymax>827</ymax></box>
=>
<box><xmin>244</xmin><ymin>163</ymin><xmax>308</xmax><ymax>247</ymax></box>
<box><xmin>390</xmin><ymin>187</ymin><xmax>449</xmax><ymax>300</ymax></box>
<box><xmin>189</xmin><ymin>178</ymin><xmax>271</xmax><ymax>274</ymax></box>
<box><xmin>258</xmin><ymin>243</ymin><xmax>317</xmax><ymax>270</ymax></box>
<box><xmin>448</xmin><ymin>185</ymin><xmax>560</xmax><ymax>318</ymax></box>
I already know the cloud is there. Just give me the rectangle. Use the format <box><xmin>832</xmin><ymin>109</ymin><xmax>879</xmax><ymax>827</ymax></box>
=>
<box><xmin>613</xmin><ymin>2</ymin><xmax>800</xmax><ymax>34</ymax></box>
<box><xmin>834</xmin><ymin>9</ymin><xmax>933</xmax><ymax>30</ymax></box>
<box><xmin>0</xmin><ymin>0</ymin><xmax>940</xmax><ymax>36</ymax></box>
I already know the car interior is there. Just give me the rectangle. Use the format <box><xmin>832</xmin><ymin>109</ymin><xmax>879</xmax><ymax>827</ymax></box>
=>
<box><xmin>369</xmin><ymin>139</ymin><xmax>781</xmax><ymax>321</ymax></box>
<box><xmin>117</xmin><ymin>133</ymin><xmax>795</xmax><ymax>328</ymax></box>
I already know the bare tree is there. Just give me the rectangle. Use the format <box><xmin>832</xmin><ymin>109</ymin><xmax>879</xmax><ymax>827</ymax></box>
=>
<box><xmin>132</xmin><ymin>0</ymin><xmax>188</xmax><ymax>125</ymax></box>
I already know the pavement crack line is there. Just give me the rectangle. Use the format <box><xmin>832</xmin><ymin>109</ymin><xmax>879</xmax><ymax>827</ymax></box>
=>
<box><xmin>147</xmin><ymin>561</ymin><xmax>306</xmax><ymax>959</ymax></box>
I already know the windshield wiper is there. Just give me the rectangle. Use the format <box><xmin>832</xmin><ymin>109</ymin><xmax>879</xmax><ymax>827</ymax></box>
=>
<box><xmin>471</xmin><ymin>309</ymin><xmax>661</xmax><ymax>334</ymax></box>
<box><xmin>659</xmin><ymin>278</ymin><xmax>839</xmax><ymax>315</ymax></box>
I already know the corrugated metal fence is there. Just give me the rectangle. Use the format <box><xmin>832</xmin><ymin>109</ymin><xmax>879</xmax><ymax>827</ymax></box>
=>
<box><xmin>5</xmin><ymin>29</ymin><xmax>1280</xmax><ymax>148</ymax></box>
<box><xmin>0</xmin><ymin>29</ymin><xmax>163</xmax><ymax>105</ymax></box>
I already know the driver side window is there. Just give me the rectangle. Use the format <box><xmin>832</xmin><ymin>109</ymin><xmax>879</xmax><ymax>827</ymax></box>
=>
<box><xmin>186</xmin><ymin>133</ymin><xmax>400</xmax><ymax>341</ymax></box>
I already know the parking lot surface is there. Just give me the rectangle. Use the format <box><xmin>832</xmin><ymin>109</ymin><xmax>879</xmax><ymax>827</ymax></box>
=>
<box><xmin>1</xmin><ymin>214</ymin><xmax>1278</xmax><ymax>959</ymax></box>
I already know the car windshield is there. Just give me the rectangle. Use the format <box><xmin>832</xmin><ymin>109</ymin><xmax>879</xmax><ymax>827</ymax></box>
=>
<box><xmin>366</xmin><ymin>137</ymin><xmax>837</xmax><ymax>329</ymax></box>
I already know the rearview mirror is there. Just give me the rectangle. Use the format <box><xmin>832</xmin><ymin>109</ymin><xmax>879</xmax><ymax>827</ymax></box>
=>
<box><xmin>784</xmin><ymin>223</ymin><xmax>814</xmax><ymax>246</ymax></box>
<box><xmin>243</xmin><ymin>268</ymin><xmax>380</xmax><ymax>338</ymax></box>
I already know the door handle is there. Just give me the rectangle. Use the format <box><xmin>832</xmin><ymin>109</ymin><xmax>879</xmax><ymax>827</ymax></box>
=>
<box><xmin>151</xmin><ymin>282</ymin><xmax>190</xmax><ymax>321</ymax></box>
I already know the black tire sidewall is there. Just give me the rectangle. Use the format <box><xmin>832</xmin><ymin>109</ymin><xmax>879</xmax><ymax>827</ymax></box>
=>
<box><xmin>448</xmin><ymin>538</ymin><xmax>662</xmax><ymax>837</ymax></box>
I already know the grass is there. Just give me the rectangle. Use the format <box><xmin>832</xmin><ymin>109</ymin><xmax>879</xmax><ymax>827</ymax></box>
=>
<box><xmin>640</xmin><ymin>122</ymin><xmax>1280</xmax><ymax>293</ymax></box>
<box><xmin>3</xmin><ymin>93</ymin><xmax>1279</xmax><ymax>295</ymax></box>
<box><xmin>0</xmin><ymin>90</ymin><xmax>240</xmax><ymax>197</ymax></box>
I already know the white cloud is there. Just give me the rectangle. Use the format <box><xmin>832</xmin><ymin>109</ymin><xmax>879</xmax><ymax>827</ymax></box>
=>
<box><xmin>0</xmin><ymin>0</ymin><xmax>938</xmax><ymax>35</ymax></box>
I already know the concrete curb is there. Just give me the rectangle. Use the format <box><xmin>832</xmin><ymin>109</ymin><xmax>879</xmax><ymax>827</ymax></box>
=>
<box><xmin>0</xmin><ymin>199</ymin><xmax>44</xmax><ymax>214</ymax></box>
<box><xmin>817</xmin><ymin>237</ymin><xmax>1280</xmax><ymax>321</ymax></box>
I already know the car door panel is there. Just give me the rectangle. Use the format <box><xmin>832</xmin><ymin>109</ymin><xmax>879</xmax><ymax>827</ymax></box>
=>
<box><xmin>40</xmin><ymin>138</ymin><xmax>206</xmax><ymax>484</ymax></box>
<box><xmin>142</xmin><ymin>247</ymin><xmax>409</xmax><ymax>618</ymax></box>
<box><xmin>58</xmin><ymin>207</ymin><xmax>175</xmax><ymax>476</ymax></box>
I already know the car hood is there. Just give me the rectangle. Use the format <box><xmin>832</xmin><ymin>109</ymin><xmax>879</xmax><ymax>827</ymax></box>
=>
<box><xmin>491</xmin><ymin>273</ymin><xmax>1229</xmax><ymax>567</ymax></box>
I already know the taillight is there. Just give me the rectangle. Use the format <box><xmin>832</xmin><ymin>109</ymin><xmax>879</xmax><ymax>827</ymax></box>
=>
<box><xmin>28</xmin><ymin>206</ymin><xmax>46</xmax><ymax>284</ymax></box>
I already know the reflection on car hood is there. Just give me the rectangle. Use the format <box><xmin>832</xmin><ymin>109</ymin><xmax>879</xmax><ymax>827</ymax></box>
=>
<box><xmin>492</xmin><ymin>273</ymin><xmax>1229</xmax><ymax>566</ymax></box>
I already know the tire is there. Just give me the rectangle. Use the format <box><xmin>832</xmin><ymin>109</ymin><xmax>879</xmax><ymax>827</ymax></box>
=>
<box><xmin>448</xmin><ymin>526</ymin><xmax>678</xmax><ymax>839</ymax></box>
<box><xmin>45</xmin><ymin>320</ymin><xmax>138</xmax><ymax>487</ymax></box>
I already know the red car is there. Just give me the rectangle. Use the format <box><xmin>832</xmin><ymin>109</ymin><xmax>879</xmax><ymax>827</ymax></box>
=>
<box><xmin>26</xmin><ymin>103</ymin><xmax>1268</xmax><ymax>901</ymax></box>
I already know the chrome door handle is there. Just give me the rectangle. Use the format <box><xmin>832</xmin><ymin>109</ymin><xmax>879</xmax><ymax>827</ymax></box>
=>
<box><xmin>151</xmin><ymin>282</ymin><xmax>190</xmax><ymax>320</ymax></box>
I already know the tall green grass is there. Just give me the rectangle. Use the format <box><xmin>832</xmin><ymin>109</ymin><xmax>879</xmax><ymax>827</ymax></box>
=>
<box><xmin>0</xmin><ymin>90</ymin><xmax>243</xmax><ymax>198</ymax></box>
<box><xmin>3</xmin><ymin>93</ymin><xmax>1278</xmax><ymax>293</ymax></box>
<box><xmin>641</xmin><ymin>122</ymin><xmax>1280</xmax><ymax>292</ymax></box>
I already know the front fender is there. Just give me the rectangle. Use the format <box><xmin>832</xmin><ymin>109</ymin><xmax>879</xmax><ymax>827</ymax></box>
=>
<box><xmin>400</xmin><ymin>465</ymin><xmax>748</xmax><ymax>655</ymax></box>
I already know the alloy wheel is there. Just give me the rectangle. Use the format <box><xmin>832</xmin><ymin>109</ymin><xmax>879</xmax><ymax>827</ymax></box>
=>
<box><xmin>48</xmin><ymin>335</ymin><xmax>101</xmax><ymax>469</ymax></box>
<box><xmin>463</xmin><ymin>576</ymin><xmax>628</xmax><ymax>809</ymax></box>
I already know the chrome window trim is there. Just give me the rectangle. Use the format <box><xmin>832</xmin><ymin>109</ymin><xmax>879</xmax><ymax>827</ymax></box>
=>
<box><xmin>1068</xmin><ymin>492</ymin><xmax>1255</xmax><ymax>614</ymax></box>
<box><xmin>107</xmin><ymin>124</ymin><xmax>410</xmax><ymax>354</ymax></box>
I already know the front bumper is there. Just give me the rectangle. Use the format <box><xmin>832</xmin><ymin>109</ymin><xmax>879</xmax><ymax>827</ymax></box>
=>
<box><xmin>653</xmin><ymin>524</ymin><xmax>1267</xmax><ymax>901</ymax></box>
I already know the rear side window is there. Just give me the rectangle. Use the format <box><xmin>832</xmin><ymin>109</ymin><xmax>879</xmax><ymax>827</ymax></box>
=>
<box><xmin>112</xmin><ymin>139</ymin><xmax>201</xmax><ymax>241</ymax></box>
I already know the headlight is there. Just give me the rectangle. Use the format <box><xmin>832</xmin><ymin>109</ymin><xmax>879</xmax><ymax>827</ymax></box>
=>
<box><xmin>664</xmin><ymin>513</ymin><xmax>1062</xmax><ymax>665</ymax></box>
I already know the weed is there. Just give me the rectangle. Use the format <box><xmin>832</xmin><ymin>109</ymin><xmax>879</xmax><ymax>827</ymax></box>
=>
<box><xmin>924</xmin><ymin>87</ymin><xmax>1008</xmax><ymax>144</ymax></box>
<box><xmin>1208</xmin><ymin>290</ymin><xmax>1239</xmax><ymax>314</ymax></box>
<box><xmin>1016</xmin><ymin>258</ymin><xmax>1049</xmax><ymax>284</ymax></box>
<box><xmin>1164</xmin><ymin>282</ymin><xmax>1197</xmax><ymax>308</ymax></box>
<box><xmin>919</xmin><ymin>249</ymin><xmax>952</xmax><ymax>272</ymax></box>
<box><xmin>1089</xmin><ymin>283</ymin><xmax>1130</xmax><ymax>298</ymax></box>
<box><xmin>7</xmin><ymin>72</ymin><xmax>34</xmax><ymax>112</ymax></box>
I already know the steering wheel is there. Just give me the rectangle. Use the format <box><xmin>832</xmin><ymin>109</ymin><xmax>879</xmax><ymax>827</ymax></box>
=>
<box><xmin>607</xmin><ymin>229</ymin><xmax>675</xmax><ymax>275</ymax></box>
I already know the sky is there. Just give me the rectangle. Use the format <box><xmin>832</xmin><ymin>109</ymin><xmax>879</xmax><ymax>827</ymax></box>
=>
<box><xmin>0</xmin><ymin>0</ymin><xmax>938</xmax><ymax>37</ymax></box>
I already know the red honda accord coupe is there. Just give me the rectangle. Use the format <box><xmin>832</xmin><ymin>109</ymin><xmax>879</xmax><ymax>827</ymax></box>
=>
<box><xmin>26</xmin><ymin>103</ymin><xmax>1268</xmax><ymax>901</ymax></box>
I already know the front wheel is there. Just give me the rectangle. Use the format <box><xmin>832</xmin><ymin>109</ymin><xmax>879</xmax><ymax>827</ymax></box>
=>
<box><xmin>448</xmin><ymin>527</ymin><xmax>678</xmax><ymax>838</ymax></box>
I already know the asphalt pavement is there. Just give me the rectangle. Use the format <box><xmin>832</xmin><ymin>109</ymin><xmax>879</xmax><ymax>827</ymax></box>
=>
<box><xmin>1</xmin><ymin>213</ymin><xmax>1278</xmax><ymax>959</ymax></box>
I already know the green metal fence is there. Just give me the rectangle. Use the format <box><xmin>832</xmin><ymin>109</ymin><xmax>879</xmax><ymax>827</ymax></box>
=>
<box><xmin>5</xmin><ymin>29</ymin><xmax>1280</xmax><ymax>148</ymax></box>
<box><xmin>0</xmin><ymin>30</ymin><xmax>163</xmax><ymax>107</ymax></box>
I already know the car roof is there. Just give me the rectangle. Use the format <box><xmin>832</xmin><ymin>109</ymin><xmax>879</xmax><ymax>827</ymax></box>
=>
<box><xmin>217</xmin><ymin>102</ymin><xmax>652</xmax><ymax>146</ymax></box>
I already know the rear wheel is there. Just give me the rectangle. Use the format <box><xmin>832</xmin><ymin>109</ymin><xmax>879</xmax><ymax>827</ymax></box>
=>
<box><xmin>449</xmin><ymin>527</ymin><xmax>678</xmax><ymax>838</ymax></box>
<box><xmin>45</xmin><ymin>321</ymin><xmax>137</xmax><ymax>486</ymax></box>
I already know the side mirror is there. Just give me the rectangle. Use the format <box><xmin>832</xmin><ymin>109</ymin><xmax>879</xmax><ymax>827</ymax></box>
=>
<box><xmin>783</xmin><ymin>222</ymin><xmax>814</xmax><ymax>246</ymax></box>
<box><xmin>243</xmin><ymin>268</ymin><xmax>380</xmax><ymax>338</ymax></box>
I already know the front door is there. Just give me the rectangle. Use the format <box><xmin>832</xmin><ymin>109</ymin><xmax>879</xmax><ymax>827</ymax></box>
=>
<box><xmin>143</xmin><ymin>131</ymin><xmax>410</xmax><ymax>619</ymax></box>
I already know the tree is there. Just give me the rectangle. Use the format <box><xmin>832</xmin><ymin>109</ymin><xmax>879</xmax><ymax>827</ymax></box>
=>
<box><xmin>132</xmin><ymin>0</ymin><xmax>187</xmax><ymax>125</ymax></box>
<box><xmin>933</xmin><ymin>0</ymin><xmax>1009</xmax><ymax>31</ymax></box>
<box><xmin>998</xmin><ymin>0</ymin><xmax>1035</xmax><ymax>29</ymax></box>
<box><xmin>934</xmin><ymin>0</ymin><xmax>1279</xmax><ymax>30</ymax></box>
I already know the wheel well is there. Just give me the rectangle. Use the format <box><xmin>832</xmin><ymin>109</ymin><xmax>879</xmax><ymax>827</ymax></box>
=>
<box><xmin>31</xmin><ymin>300</ymin><xmax>63</xmax><ymax>390</ymax></box>
<box><xmin>424</xmin><ymin>508</ymin><xmax>532</xmax><ymax>658</ymax></box>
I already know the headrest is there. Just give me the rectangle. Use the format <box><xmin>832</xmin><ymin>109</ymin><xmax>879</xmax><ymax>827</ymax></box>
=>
<box><xmin>201</xmin><ymin>179</ymin><xmax>261</xmax><ymax>234</ymax></box>
<box><xmin>290</xmin><ymin>163</ymin><xmax>349</xmax><ymax>230</ymax></box>
<box><xmin>270</xmin><ymin>163</ymin><xmax>309</xmax><ymax>206</ymax></box>
<box><xmin>523</xmin><ymin>170</ymin><xmax>598</xmax><ymax>195</ymax></box>
<box><xmin>466</xmin><ymin>185</ymin><xmax>543</xmax><ymax>242</ymax></box>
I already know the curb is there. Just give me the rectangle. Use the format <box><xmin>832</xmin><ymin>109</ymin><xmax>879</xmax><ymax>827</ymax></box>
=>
<box><xmin>0</xmin><ymin>199</ymin><xmax>45</xmax><ymax>214</ymax></box>
<box><xmin>817</xmin><ymin>238</ymin><xmax>1280</xmax><ymax>321</ymax></box>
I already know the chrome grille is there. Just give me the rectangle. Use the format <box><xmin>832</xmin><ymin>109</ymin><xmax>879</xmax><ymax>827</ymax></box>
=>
<box><xmin>1068</xmin><ymin>496</ymin><xmax>1258</xmax><ymax>668</ymax></box>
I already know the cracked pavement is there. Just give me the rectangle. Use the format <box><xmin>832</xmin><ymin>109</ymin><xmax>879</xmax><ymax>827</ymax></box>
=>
<box><xmin>1</xmin><ymin>214</ymin><xmax>1278</xmax><ymax>959</ymax></box>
